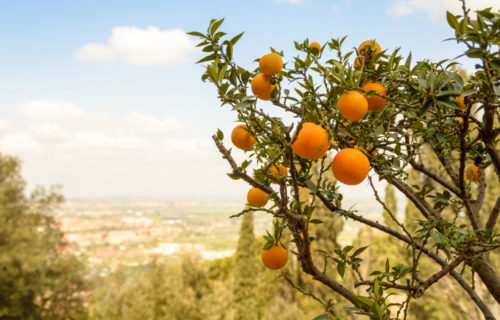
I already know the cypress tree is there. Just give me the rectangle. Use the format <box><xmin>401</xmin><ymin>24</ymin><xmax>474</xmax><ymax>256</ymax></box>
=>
<box><xmin>404</xmin><ymin>169</ymin><xmax>422</xmax><ymax>234</ymax></box>
<box><xmin>233</xmin><ymin>209</ymin><xmax>258</xmax><ymax>320</ymax></box>
<box><xmin>382</xmin><ymin>184</ymin><xmax>398</xmax><ymax>230</ymax></box>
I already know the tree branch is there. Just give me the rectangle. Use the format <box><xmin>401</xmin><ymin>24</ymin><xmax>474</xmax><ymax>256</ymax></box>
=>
<box><xmin>409</xmin><ymin>159</ymin><xmax>461</xmax><ymax>197</ymax></box>
<box><xmin>485</xmin><ymin>196</ymin><xmax>500</xmax><ymax>230</ymax></box>
<box><xmin>212</xmin><ymin>135</ymin><xmax>274</xmax><ymax>195</ymax></box>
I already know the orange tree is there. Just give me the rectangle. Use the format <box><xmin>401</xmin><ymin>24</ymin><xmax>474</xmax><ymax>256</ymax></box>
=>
<box><xmin>189</xmin><ymin>4</ymin><xmax>499</xmax><ymax>320</ymax></box>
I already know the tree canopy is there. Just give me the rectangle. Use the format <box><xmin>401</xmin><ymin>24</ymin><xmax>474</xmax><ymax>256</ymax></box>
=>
<box><xmin>190</xmin><ymin>3</ymin><xmax>500</xmax><ymax>319</ymax></box>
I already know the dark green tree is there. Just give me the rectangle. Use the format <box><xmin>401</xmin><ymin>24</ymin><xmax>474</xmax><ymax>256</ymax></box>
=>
<box><xmin>233</xmin><ymin>209</ymin><xmax>259</xmax><ymax>320</ymax></box>
<box><xmin>382</xmin><ymin>184</ymin><xmax>398</xmax><ymax>230</ymax></box>
<box><xmin>0</xmin><ymin>154</ymin><xmax>87</xmax><ymax>320</ymax></box>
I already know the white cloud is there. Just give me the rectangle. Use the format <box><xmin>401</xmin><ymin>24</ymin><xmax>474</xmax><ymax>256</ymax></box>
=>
<box><xmin>0</xmin><ymin>133</ymin><xmax>41</xmax><ymax>153</ymax></box>
<box><xmin>3</xmin><ymin>100</ymin><xmax>187</xmax><ymax>152</ymax></box>
<box><xmin>0</xmin><ymin>118</ymin><xmax>10</xmax><ymax>134</ymax></box>
<box><xmin>19</xmin><ymin>100</ymin><xmax>84</xmax><ymax>121</ymax></box>
<box><xmin>387</xmin><ymin>0</ymin><xmax>499</xmax><ymax>22</ymax></box>
<box><xmin>75</xmin><ymin>131</ymin><xmax>149</xmax><ymax>149</ymax></box>
<box><xmin>16</xmin><ymin>100</ymin><xmax>183</xmax><ymax>138</ymax></box>
<box><xmin>75</xmin><ymin>26</ymin><xmax>196</xmax><ymax>66</ymax></box>
<box><xmin>124</xmin><ymin>112</ymin><xmax>184</xmax><ymax>134</ymax></box>
<box><xmin>0</xmin><ymin>100</ymin><xmax>238</xmax><ymax>198</ymax></box>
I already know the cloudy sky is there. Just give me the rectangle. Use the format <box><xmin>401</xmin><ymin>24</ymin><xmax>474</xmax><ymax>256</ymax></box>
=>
<box><xmin>0</xmin><ymin>0</ymin><xmax>498</xmax><ymax>200</ymax></box>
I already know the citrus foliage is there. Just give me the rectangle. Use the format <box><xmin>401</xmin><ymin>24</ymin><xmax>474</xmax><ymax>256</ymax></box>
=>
<box><xmin>190</xmin><ymin>5</ymin><xmax>499</xmax><ymax>320</ymax></box>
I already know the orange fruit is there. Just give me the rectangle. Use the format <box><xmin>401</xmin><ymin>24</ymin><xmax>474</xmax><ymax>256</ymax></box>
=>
<box><xmin>251</xmin><ymin>73</ymin><xmax>278</xmax><ymax>100</ymax></box>
<box><xmin>358</xmin><ymin>40</ymin><xmax>381</xmax><ymax>60</ymax></box>
<box><xmin>292</xmin><ymin>122</ymin><xmax>330</xmax><ymax>160</ymax></box>
<box><xmin>455</xmin><ymin>96</ymin><xmax>465</xmax><ymax>110</ymax></box>
<box><xmin>247</xmin><ymin>187</ymin><xmax>268</xmax><ymax>207</ymax></box>
<box><xmin>270</xmin><ymin>164</ymin><xmax>288</xmax><ymax>177</ymax></box>
<box><xmin>338</xmin><ymin>91</ymin><xmax>368</xmax><ymax>121</ymax></box>
<box><xmin>231</xmin><ymin>124</ymin><xmax>256</xmax><ymax>150</ymax></box>
<box><xmin>261</xmin><ymin>244</ymin><xmax>288</xmax><ymax>270</ymax></box>
<box><xmin>362</xmin><ymin>82</ymin><xmax>387</xmax><ymax>111</ymax></box>
<box><xmin>259</xmin><ymin>53</ymin><xmax>283</xmax><ymax>76</ymax></box>
<box><xmin>354</xmin><ymin>58</ymin><xmax>362</xmax><ymax>69</ymax></box>
<box><xmin>331</xmin><ymin>148</ymin><xmax>370</xmax><ymax>185</ymax></box>
<box><xmin>465</xmin><ymin>164</ymin><xmax>482</xmax><ymax>182</ymax></box>
<box><xmin>309</xmin><ymin>42</ymin><xmax>321</xmax><ymax>53</ymax></box>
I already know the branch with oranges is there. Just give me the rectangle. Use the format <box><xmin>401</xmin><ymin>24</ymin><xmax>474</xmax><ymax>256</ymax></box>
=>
<box><xmin>190</xmin><ymin>7</ymin><xmax>499</xmax><ymax>319</ymax></box>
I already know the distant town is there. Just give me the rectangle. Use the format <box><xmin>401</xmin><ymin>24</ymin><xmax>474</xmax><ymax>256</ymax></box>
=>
<box><xmin>55</xmin><ymin>196</ymin><xmax>385</xmax><ymax>274</ymax></box>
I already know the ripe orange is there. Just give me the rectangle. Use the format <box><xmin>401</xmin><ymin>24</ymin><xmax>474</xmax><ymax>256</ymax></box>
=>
<box><xmin>331</xmin><ymin>148</ymin><xmax>370</xmax><ymax>185</ymax></box>
<box><xmin>465</xmin><ymin>164</ymin><xmax>482</xmax><ymax>182</ymax></box>
<box><xmin>338</xmin><ymin>91</ymin><xmax>368</xmax><ymax>121</ymax></box>
<box><xmin>455</xmin><ymin>96</ymin><xmax>465</xmax><ymax>110</ymax></box>
<box><xmin>261</xmin><ymin>244</ymin><xmax>288</xmax><ymax>270</ymax></box>
<box><xmin>231</xmin><ymin>124</ymin><xmax>256</xmax><ymax>150</ymax></box>
<box><xmin>309</xmin><ymin>42</ymin><xmax>321</xmax><ymax>53</ymax></box>
<box><xmin>251</xmin><ymin>73</ymin><xmax>278</xmax><ymax>100</ymax></box>
<box><xmin>292</xmin><ymin>122</ymin><xmax>330</xmax><ymax>160</ymax></box>
<box><xmin>259</xmin><ymin>53</ymin><xmax>283</xmax><ymax>76</ymax></box>
<box><xmin>358</xmin><ymin>40</ymin><xmax>381</xmax><ymax>60</ymax></box>
<box><xmin>354</xmin><ymin>58</ymin><xmax>362</xmax><ymax>69</ymax></box>
<box><xmin>247</xmin><ymin>187</ymin><xmax>268</xmax><ymax>207</ymax></box>
<box><xmin>270</xmin><ymin>164</ymin><xmax>288</xmax><ymax>177</ymax></box>
<box><xmin>362</xmin><ymin>82</ymin><xmax>387</xmax><ymax>111</ymax></box>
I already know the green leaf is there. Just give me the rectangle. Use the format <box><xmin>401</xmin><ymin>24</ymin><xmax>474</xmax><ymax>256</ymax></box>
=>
<box><xmin>197</xmin><ymin>53</ymin><xmax>218</xmax><ymax>64</ymax></box>
<box><xmin>490</xmin><ymin>59</ymin><xmax>500</xmax><ymax>72</ymax></box>
<box><xmin>374</xmin><ymin>303</ymin><xmax>384</xmax><ymax>320</ymax></box>
<box><xmin>343</xmin><ymin>245</ymin><xmax>354</xmax><ymax>253</ymax></box>
<box><xmin>307</xmin><ymin>180</ymin><xmax>317</xmax><ymax>193</ymax></box>
<box><xmin>209</xmin><ymin>18</ymin><xmax>225</xmax><ymax>35</ymax></box>
<box><xmin>373</xmin><ymin>278</ymin><xmax>381</xmax><ymax>299</ymax></box>
<box><xmin>216</xmin><ymin>129</ymin><xmax>224</xmax><ymax>140</ymax></box>
<box><xmin>187</xmin><ymin>31</ymin><xmax>206</xmax><ymax>38</ymax></box>
<box><xmin>465</xmin><ymin>48</ymin><xmax>484</xmax><ymax>58</ymax></box>
<box><xmin>213</xmin><ymin>31</ymin><xmax>227</xmax><ymax>41</ymax></box>
<box><xmin>218</xmin><ymin>64</ymin><xmax>228</xmax><ymax>81</ymax></box>
<box><xmin>352</xmin><ymin>246</ymin><xmax>368</xmax><ymax>257</ymax></box>
<box><xmin>263</xmin><ymin>235</ymin><xmax>273</xmax><ymax>243</ymax></box>
<box><xmin>355</xmin><ymin>296</ymin><xmax>375</xmax><ymax>308</ymax></box>
<box><xmin>438</xmin><ymin>98</ymin><xmax>458</xmax><ymax>110</ymax></box>
<box><xmin>226</xmin><ymin>42</ymin><xmax>233</xmax><ymax>60</ymax></box>
<box><xmin>446</xmin><ymin>12</ymin><xmax>459</xmax><ymax>30</ymax></box>
<box><xmin>431</xmin><ymin>231</ymin><xmax>447</xmax><ymax>244</ymax></box>
<box><xmin>263</xmin><ymin>242</ymin><xmax>273</xmax><ymax>250</ymax></box>
<box><xmin>337</xmin><ymin>262</ymin><xmax>346</xmax><ymax>278</ymax></box>
<box><xmin>234</xmin><ymin>99</ymin><xmax>255</xmax><ymax>110</ymax></box>
<box><xmin>309</xmin><ymin>219</ymin><xmax>324</xmax><ymax>224</ymax></box>
<box><xmin>311</xmin><ymin>314</ymin><xmax>330</xmax><ymax>320</ymax></box>
<box><xmin>405</xmin><ymin>52</ymin><xmax>412</xmax><ymax>69</ymax></box>
<box><xmin>436</xmin><ymin>90</ymin><xmax>460</xmax><ymax>98</ymax></box>
<box><xmin>230</xmin><ymin>32</ymin><xmax>244</xmax><ymax>45</ymax></box>
<box><xmin>227</xmin><ymin>173</ymin><xmax>240</xmax><ymax>180</ymax></box>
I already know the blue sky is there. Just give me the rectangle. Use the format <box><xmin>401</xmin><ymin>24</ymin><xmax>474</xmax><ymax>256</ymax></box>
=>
<box><xmin>0</xmin><ymin>0</ymin><xmax>497</xmax><ymax>200</ymax></box>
